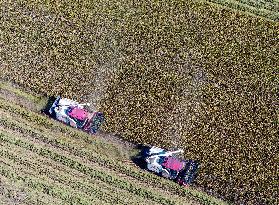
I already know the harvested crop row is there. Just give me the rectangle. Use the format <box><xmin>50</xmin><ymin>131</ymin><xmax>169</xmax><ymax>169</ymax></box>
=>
<box><xmin>0</xmin><ymin>97</ymin><xmax>118</xmax><ymax>158</ymax></box>
<box><xmin>0</xmin><ymin>118</ymin><xmax>173</xmax><ymax>196</ymax></box>
<box><xmin>0</xmin><ymin>93</ymin><xmax>221</xmax><ymax>205</ymax></box>
<box><xmin>0</xmin><ymin>163</ymin><xmax>104</xmax><ymax>205</ymax></box>
<box><xmin>0</xmin><ymin>174</ymin><xmax>62</xmax><ymax>205</ymax></box>
<box><xmin>1</xmin><ymin>0</ymin><xmax>278</xmax><ymax>204</ymax></box>
<box><xmin>0</xmin><ymin>115</ymin><xmax>203</xmax><ymax>204</ymax></box>
<box><xmin>0</xmin><ymin>131</ymin><xmax>179</xmax><ymax>205</ymax></box>
<box><xmin>0</xmin><ymin>106</ymin><xmax>222</xmax><ymax>205</ymax></box>
<box><xmin>0</xmin><ymin>144</ymin><xmax>151</xmax><ymax>205</ymax></box>
<box><xmin>204</xmin><ymin>0</ymin><xmax>279</xmax><ymax>21</ymax></box>
<box><xmin>0</xmin><ymin>118</ymin><xmax>158</xmax><ymax>186</ymax></box>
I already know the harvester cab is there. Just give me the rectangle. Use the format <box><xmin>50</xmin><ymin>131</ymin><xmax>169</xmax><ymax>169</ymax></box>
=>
<box><xmin>144</xmin><ymin>146</ymin><xmax>199</xmax><ymax>187</ymax></box>
<box><xmin>48</xmin><ymin>96</ymin><xmax>104</xmax><ymax>134</ymax></box>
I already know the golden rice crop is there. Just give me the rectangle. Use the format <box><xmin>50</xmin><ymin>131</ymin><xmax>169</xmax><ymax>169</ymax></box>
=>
<box><xmin>0</xmin><ymin>0</ymin><xmax>278</xmax><ymax>204</ymax></box>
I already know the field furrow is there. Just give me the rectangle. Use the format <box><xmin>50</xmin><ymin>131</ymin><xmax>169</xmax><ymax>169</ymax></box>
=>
<box><xmin>0</xmin><ymin>114</ymin><xmax>181</xmax><ymax>192</ymax></box>
<box><xmin>0</xmin><ymin>100</ymin><xmax>215</xmax><ymax>205</ymax></box>
<box><xmin>0</xmin><ymin>0</ymin><xmax>277</xmax><ymax>203</ymax></box>
<box><xmin>0</xmin><ymin>161</ymin><xmax>106</xmax><ymax>205</ymax></box>
<box><xmin>204</xmin><ymin>0</ymin><xmax>279</xmax><ymax>20</ymax></box>
<box><xmin>0</xmin><ymin>82</ymin><xmax>228</xmax><ymax>205</ymax></box>
<box><xmin>0</xmin><ymin>129</ymin><xmax>189</xmax><ymax>205</ymax></box>
<box><xmin>0</xmin><ymin>138</ymin><xmax>162</xmax><ymax>205</ymax></box>
<box><xmin>0</xmin><ymin>174</ymin><xmax>68</xmax><ymax>205</ymax></box>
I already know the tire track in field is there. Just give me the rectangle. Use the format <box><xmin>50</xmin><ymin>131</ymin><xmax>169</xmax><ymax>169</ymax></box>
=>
<box><xmin>0</xmin><ymin>130</ymin><xmax>188</xmax><ymax>205</ymax></box>
<box><xmin>0</xmin><ymin>139</ymin><xmax>157</xmax><ymax>205</ymax></box>
<box><xmin>0</xmin><ymin>109</ymin><xmax>200</xmax><ymax>205</ymax></box>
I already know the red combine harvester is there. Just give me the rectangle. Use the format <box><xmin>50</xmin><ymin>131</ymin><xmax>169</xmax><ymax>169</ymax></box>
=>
<box><xmin>143</xmin><ymin>146</ymin><xmax>199</xmax><ymax>187</ymax></box>
<box><xmin>48</xmin><ymin>96</ymin><xmax>104</xmax><ymax>134</ymax></box>
<box><xmin>47</xmin><ymin>97</ymin><xmax>199</xmax><ymax>186</ymax></box>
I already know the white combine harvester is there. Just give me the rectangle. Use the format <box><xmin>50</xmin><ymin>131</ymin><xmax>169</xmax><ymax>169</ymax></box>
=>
<box><xmin>143</xmin><ymin>146</ymin><xmax>199</xmax><ymax>187</ymax></box>
<box><xmin>48</xmin><ymin>96</ymin><xmax>104</xmax><ymax>134</ymax></box>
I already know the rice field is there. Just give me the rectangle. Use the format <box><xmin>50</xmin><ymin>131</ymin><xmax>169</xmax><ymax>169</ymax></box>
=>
<box><xmin>0</xmin><ymin>82</ymin><xmax>224</xmax><ymax>205</ymax></box>
<box><xmin>203</xmin><ymin>0</ymin><xmax>279</xmax><ymax>21</ymax></box>
<box><xmin>0</xmin><ymin>0</ymin><xmax>278</xmax><ymax>204</ymax></box>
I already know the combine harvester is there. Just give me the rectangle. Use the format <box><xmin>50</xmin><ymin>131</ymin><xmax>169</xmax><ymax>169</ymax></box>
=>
<box><xmin>48</xmin><ymin>96</ymin><xmax>105</xmax><ymax>134</ymax></box>
<box><xmin>143</xmin><ymin>146</ymin><xmax>200</xmax><ymax>187</ymax></box>
<box><xmin>48</xmin><ymin>97</ymin><xmax>199</xmax><ymax>186</ymax></box>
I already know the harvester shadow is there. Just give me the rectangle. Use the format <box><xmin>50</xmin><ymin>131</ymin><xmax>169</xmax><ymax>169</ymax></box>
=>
<box><xmin>130</xmin><ymin>144</ymin><xmax>151</xmax><ymax>170</ymax></box>
<box><xmin>41</xmin><ymin>96</ymin><xmax>57</xmax><ymax>117</ymax></box>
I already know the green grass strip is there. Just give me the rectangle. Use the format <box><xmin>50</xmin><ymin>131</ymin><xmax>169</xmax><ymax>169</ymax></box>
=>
<box><xmin>0</xmin><ymin>174</ymin><xmax>64</xmax><ymax>205</ymax></box>
<box><xmin>0</xmin><ymin>97</ymin><xmax>226</xmax><ymax>205</ymax></box>
<box><xmin>0</xmin><ymin>148</ymin><xmax>140</xmax><ymax>205</ymax></box>
<box><xmin>0</xmin><ymin>131</ymin><xmax>178</xmax><ymax>205</ymax></box>
<box><xmin>203</xmin><ymin>0</ymin><xmax>279</xmax><ymax>21</ymax></box>
<box><xmin>0</xmin><ymin>118</ymin><xmax>174</xmax><ymax>187</ymax></box>
<box><xmin>0</xmin><ymin>163</ymin><xmax>102</xmax><ymax>205</ymax></box>
<box><xmin>0</xmin><ymin>113</ymin><xmax>226</xmax><ymax>205</ymax></box>
<box><xmin>0</xmin><ymin>81</ymin><xmax>47</xmax><ymax>107</ymax></box>
<box><xmin>0</xmin><ymin>97</ymin><xmax>123</xmax><ymax>159</ymax></box>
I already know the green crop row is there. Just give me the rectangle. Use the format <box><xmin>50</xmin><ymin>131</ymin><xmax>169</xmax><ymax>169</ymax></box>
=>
<box><xmin>0</xmin><ymin>163</ymin><xmax>104</xmax><ymax>205</ymax></box>
<box><xmin>0</xmin><ymin>175</ymin><xmax>60</xmax><ymax>205</ymax></box>
<box><xmin>204</xmin><ymin>0</ymin><xmax>279</xmax><ymax>21</ymax></box>
<box><xmin>1</xmin><ymin>0</ymin><xmax>277</xmax><ymax>204</ymax></box>
<box><xmin>0</xmin><ymin>104</ymin><xmax>225</xmax><ymax>205</ymax></box>
<box><xmin>0</xmin><ymin>81</ymin><xmax>47</xmax><ymax>109</ymax></box>
<box><xmin>0</xmin><ymin>97</ymin><xmax>123</xmax><ymax>159</ymax></box>
<box><xmin>0</xmin><ymin>118</ymin><xmax>192</xmax><ymax>203</ymax></box>
<box><xmin>0</xmin><ymin>131</ymin><xmax>178</xmax><ymax>205</ymax></box>
<box><xmin>0</xmin><ymin>146</ymin><xmax>144</xmax><ymax>205</ymax></box>
<box><xmin>0</xmin><ymin>118</ymin><xmax>152</xmax><ymax>180</ymax></box>
<box><xmin>0</xmin><ymin>143</ymin><xmax>104</xmax><ymax>204</ymax></box>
